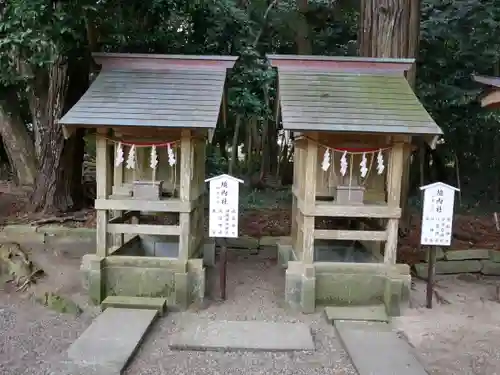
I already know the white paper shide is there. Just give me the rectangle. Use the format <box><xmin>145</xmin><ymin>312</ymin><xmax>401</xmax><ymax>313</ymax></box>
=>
<box><xmin>206</xmin><ymin>174</ymin><xmax>243</xmax><ymax>239</ymax></box>
<box><xmin>420</xmin><ymin>182</ymin><xmax>459</xmax><ymax>246</ymax></box>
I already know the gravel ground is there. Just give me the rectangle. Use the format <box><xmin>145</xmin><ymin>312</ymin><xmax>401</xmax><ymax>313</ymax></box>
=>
<box><xmin>0</xmin><ymin>293</ymin><xmax>94</xmax><ymax>375</ymax></box>
<box><xmin>394</xmin><ymin>274</ymin><xmax>500</xmax><ymax>375</ymax></box>
<box><xmin>125</xmin><ymin>251</ymin><xmax>357</xmax><ymax>375</ymax></box>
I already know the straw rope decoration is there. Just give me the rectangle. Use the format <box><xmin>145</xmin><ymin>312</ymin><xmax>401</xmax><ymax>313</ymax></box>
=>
<box><xmin>96</xmin><ymin>134</ymin><xmax>181</xmax><ymax>192</ymax></box>
<box><xmin>296</xmin><ymin>135</ymin><xmax>392</xmax><ymax>199</ymax></box>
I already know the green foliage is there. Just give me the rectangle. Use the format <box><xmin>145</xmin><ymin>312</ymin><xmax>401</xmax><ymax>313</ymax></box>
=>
<box><xmin>418</xmin><ymin>0</ymin><xmax>500</xmax><ymax>201</ymax></box>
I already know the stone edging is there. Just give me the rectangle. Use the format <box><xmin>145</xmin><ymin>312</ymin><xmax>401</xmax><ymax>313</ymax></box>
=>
<box><xmin>0</xmin><ymin>224</ymin><xmax>287</xmax><ymax>248</ymax></box>
<box><xmin>414</xmin><ymin>248</ymin><xmax>500</xmax><ymax>277</ymax></box>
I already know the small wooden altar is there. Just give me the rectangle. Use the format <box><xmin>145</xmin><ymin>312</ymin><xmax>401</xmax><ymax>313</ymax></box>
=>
<box><xmin>60</xmin><ymin>53</ymin><xmax>236</xmax><ymax>308</ymax></box>
<box><xmin>268</xmin><ymin>54</ymin><xmax>443</xmax><ymax>314</ymax></box>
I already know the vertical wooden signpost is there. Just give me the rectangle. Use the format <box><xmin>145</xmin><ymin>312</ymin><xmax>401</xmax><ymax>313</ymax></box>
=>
<box><xmin>420</xmin><ymin>182</ymin><xmax>460</xmax><ymax>308</ymax></box>
<box><xmin>206</xmin><ymin>174</ymin><xmax>243</xmax><ymax>300</ymax></box>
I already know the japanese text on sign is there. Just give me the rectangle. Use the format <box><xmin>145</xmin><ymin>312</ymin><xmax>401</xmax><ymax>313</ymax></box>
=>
<box><xmin>206</xmin><ymin>174</ymin><xmax>242</xmax><ymax>239</ymax></box>
<box><xmin>420</xmin><ymin>183</ymin><xmax>458</xmax><ymax>246</ymax></box>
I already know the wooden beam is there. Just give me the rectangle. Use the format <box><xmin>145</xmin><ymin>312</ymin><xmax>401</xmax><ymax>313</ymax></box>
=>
<box><xmin>107</xmin><ymin>223</ymin><xmax>181</xmax><ymax>236</ymax></box>
<box><xmin>96</xmin><ymin>130</ymin><xmax>110</xmax><ymax>257</ymax></box>
<box><xmin>314</xmin><ymin>229</ymin><xmax>387</xmax><ymax>241</ymax></box>
<box><xmin>94</xmin><ymin>198</ymin><xmax>192</xmax><ymax>212</ymax></box>
<box><xmin>300</xmin><ymin>200</ymin><xmax>401</xmax><ymax>218</ymax></box>
<box><xmin>301</xmin><ymin>135</ymin><xmax>318</xmax><ymax>264</ymax></box>
<box><xmin>179</xmin><ymin>129</ymin><xmax>193</xmax><ymax>260</ymax></box>
<box><xmin>384</xmin><ymin>142</ymin><xmax>405</xmax><ymax>264</ymax></box>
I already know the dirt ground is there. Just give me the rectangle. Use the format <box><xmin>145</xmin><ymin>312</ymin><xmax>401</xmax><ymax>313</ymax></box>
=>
<box><xmin>1</xmin><ymin>240</ymin><xmax>500</xmax><ymax>374</ymax></box>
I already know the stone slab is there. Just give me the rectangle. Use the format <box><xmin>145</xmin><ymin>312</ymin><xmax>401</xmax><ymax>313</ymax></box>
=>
<box><xmin>335</xmin><ymin>320</ymin><xmax>428</xmax><ymax>375</ymax></box>
<box><xmin>424</xmin><ymin>247</ymin><xmax>445</xmax><ymax>262</ymax></box>
<box><xmin>414</xmin><ymin>260</ymin><xmax>482</xmax><ymax>277</ymax></box>
<box><xmin>101</xmin><ymin>296</ymin><xmax>167</xmax><ymax>316</ymax></box>
<box><xmin>481</xmin><ymin>260</ymin><xmax>500</xmax><ymax>275</ymax></box>
<box><xmin>325</xmin><ymin>305</ymin><xmax>389</xmax><ymax>323</ymax></box>
<box><xmin>169</xmin><ymin>320</ymin><xmax>315</xmax><ymax>352</ymax></box>
<box><xmin>490</xmin><ymin>250</ymin><xmax>500</xmax><ymax>263</ymax></box>
<box><xmin>445</xmin><ymin>249</ymin><xmax>490</xmax><ymax>261</ymax></box>
<box><xmin>57</xmin><ymin>308</ymin><xmax>157</xmax><ymax>375</ymax></box>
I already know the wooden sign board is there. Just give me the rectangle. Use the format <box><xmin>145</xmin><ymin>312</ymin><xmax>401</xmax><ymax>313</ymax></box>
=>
<box><xmin>420</xmin><ymin>182</ymin><xmax>459</xmax><ymax>247</ymax></box>
<box><xmin>205</xmin><ymin>174</ymin><xmax>243</xmax><ymax>238</ymax></box>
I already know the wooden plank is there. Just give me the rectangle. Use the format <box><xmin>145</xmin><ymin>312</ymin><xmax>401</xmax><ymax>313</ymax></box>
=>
<box><xmin>314</xmin><ymin>229</ymin><xmax>387</xmax><ymax>241</ymax></box>
<box><xmin>302</xmin><ymin>136</ymin><xmax>317</xmax><ymax>264</ymax></box>
<box><xmin>384</xmin><ymin>142</ymin><xmax>405</xmax><ymax>264</ymax></box>
<box><xmin>107</xmin><ymin>223</ymin><xmax>180</xmax><ymax>236</ymax></box>
<box><xmin>94</xmin><ymin>198</ymin><xmax>192</xmax><ymax>213</ymax></box>
<box><xmin>96</xmin><ymin>130</ymin><xmax>109</xmax><ymax>257</ymax></box>
<box><xmin>308</xmin><ymin>201</ymin><xmax>401</xmax><ymax>218</ymax></box>
<box><xmin>179</xmin><ymin>130</ymin><xmax>193</xmax><ymax>260</ymax></box>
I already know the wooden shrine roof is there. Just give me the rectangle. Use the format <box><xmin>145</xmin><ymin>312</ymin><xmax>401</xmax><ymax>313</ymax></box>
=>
<box><xmin>59</xmin><ymin>53</ymin><xmax>237</xmax><ymax>129</ymax></box>
<box><xmin>472</xmin><ymin>75</ymin><xmax>500</xmax><ymax>109</ymax></box>
<box><xmin>267</xmin><ymin>55</ymin><xmax>443</xmax><ymax>136</ymax></box>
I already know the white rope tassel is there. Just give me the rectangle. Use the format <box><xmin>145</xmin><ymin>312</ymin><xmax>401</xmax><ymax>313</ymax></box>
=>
<box><xmin>321</xmin><ymin>148</ymin><xmax>331</xmax><ymax>171</ymax></box>
<box><xmin>167</xmin><ymin>143</ymin><xmax>176</xmax><ymax>166</ymax></box>
<box><xmin>360</xmin><ymin>152</ymin><xmax>368</xmax><ymax>178</ymax></box>
<box><xmin>150</xmin><ymin>145</ymin><xmax>158</xmax><ymax>170</ymax></box>
<box><xmin>340</xmin><ymin>151</ymin><xmax>348</xmax><ymax>176</ymax></box>
<box><xmin>115</xmin><ymin>142</ymin><xmax>124</xmax><ymax>167</ymax></box>
<box><xmin>376</xmin><ymin>149</ymin><xmax>385</xmax><ymax>175</ymax></box>
<box><xmin>126</xmin><ymin>144</ymin><xmax>136</xmax><ymax>170</ymax></box>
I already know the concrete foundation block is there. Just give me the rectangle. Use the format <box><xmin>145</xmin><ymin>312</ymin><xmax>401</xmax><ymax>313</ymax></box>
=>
<box><xmin>203</xmin><ymin>241</ymin><xmax>216</xmax><ymax>267</ymax></box>
<box><xmin>445</xmin><ymin>249</ymin><xmax>490</xmax><ymax>261</ymax></box>
<box><xmin>489</xmin><ymin>250</ymin><xmax>500</xmax><ymax>263</ymax></box>
<box><xmin>174</xmin><ymin>272</ymin><xmax>189</xmax><ymax>310</ymax></box>
<box><xmin>414</xmin><ymin>260</ymin><xmax>482</xmax><ymax>277</ymax></box>
<box><xmin>481</xmin><ymin>260</ymin><xmax>500</xmax><ymax>275</ymax></box>
<box><xmin>285</xmin><ymin>266</ymin><xmax>302</xmax><ymax>310</ymax></box>
<box><xmin>80</xmin><ymin>254</ymin><xmax>104</xmax><ymax>305</ymax></box>
<box><xmin>277</xmin><ymin>243</ymin><xmax>293</xmax><ymax>268</ymax></box>
<box><xmin>384</xmin><ymin>278</ymin><xmax>404</xmax><ymax>317</ymax></box>
<box><xmin>300</xmin><ymin>276</ymin><xmax>316</xmax><ymax>314</ymax></box>
<box><xmin>188</xmin><ymin>259</ymin><xmax>206</xmax><ymax>304</ymax></box>
<box><xmin>425</xmin><ymin>247</ymin><xmax>445</xmax><ymax>262</ymax></box>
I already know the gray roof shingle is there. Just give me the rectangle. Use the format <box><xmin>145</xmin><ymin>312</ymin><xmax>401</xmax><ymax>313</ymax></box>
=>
<box><xmin>59</xmin><ymin>54</ymin><xmax>237</xmax><ymax>129</ymax></box>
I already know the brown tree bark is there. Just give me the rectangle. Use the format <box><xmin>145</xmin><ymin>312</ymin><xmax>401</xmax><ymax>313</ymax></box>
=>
<box><xmin>0</xmin><ymin>88</ymin><xmax>37</xmax><ymax>186</ymax></box>
<box><xmin>359</xmin><ymin>0</ymin><xmax>421</xmax><ymax>233</ymax></box>
<box><xmin>30</xmin><ymin>56</ymin><xmax>88</xmax><ymax>213</ymax></box>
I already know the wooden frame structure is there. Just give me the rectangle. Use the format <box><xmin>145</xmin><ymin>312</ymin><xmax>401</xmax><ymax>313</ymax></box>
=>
<box><xmin>473</xmin><ymin>75</ymin><xmax>500</xmax><ymax>109</ymax></box>
<box><xmin>269</xmin><ymin>55</ymin><xmax>443</xmax><ymax>313</ymax></box>
<box><xmin>59</xmin><ymin>53</ymin><xmax>237</xmax><ymax>307</ymax></box>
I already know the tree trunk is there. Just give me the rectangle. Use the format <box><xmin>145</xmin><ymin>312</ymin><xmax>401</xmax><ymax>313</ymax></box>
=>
<box><xmin>295</xmin><ymin>0</ymin><xmax>312</xmax><ymax>55</ymax></box>
<box><xmin>228</xmin><ymin>115</ymin><xmax>242</xmax><ymax>175</ymax></box>
<box><xmin>30</xmin><ymin>55</ymin><xmax>87</xmax><ymax>213</ymax></box>
<box><xmin>359</xmin><ymin>0</ymin><xmax>420</xmax><ymax>233</ymax></box>
<box><xmin>0</xmin><ymin>87</ymin><xmax>37</xmax><ymax>186</ymax></box>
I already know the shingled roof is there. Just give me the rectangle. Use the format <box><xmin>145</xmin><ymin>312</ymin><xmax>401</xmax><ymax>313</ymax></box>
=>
<box><xmin>472</xmin><ymin>74</ymin><xmax>500</xmax><ymax>109</ymax></box>
<box><xmin>59</xmin><ymin>53</ymin><xmax>237</xmax><ymax>129</ymax></box>
<box><xmin>267</xmin><ymin>55</ymin><xmax>442</xmax><ymax>136</ymax></box>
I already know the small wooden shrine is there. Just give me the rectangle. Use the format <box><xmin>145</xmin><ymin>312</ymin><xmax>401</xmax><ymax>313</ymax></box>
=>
<box><xmin>268</xmin><ymin>55</ymin><xmax>443</xmax><ymax>314</ymax></box>
<box><xmin>59</xmin><ymin>53</ymin><xmax>236</xmax><ymax>308</ymax></box>
<box><xmin>473</xmin><ymin>75</ymin><xmax>500</xmax><ymax>109</ymax></box>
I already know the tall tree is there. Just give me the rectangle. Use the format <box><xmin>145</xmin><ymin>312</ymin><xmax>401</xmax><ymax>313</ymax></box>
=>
<box><xmin>358</xmin><ymin>0</ymin><xmax>421</xmax><ymax>231</ymax></box>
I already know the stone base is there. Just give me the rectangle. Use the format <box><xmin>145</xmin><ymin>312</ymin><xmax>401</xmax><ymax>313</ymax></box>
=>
<box><xmin>285</xmin><ymin>261</ymin><xmax>410</xmax><ymax>317</ymax></box>
<box><xmin>277</xmin><ymin>236</ymin><xmax>293</xmax><ymax>268</ymax></box>
<box><xmin>81</xmin><ymin>254</ymin><xmax>206</xmax><ymax>310</ymax></box>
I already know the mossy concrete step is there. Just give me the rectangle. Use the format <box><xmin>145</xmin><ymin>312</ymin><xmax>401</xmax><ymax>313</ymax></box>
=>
<box><xmin>102</xmin><ymin>296</ymin><xmax>167</xmax><ymax>316</ymax></box>
<box><xmin>325</xmin><ymin>305</ymin><xmax>389</xmax><ymax>323</ymax></box>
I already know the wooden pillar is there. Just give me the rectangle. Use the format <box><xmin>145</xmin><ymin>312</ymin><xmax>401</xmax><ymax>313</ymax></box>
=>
<box><xmin>301</xmin><ymin>135</ymin><xmax>318</xmax><ymax>264</ymax></box>
<box><xmin>179</xmin><ymin>129</ymin><xmax>193</xmax><ymax>260</ymax></box>
<box><xmin>112</xmin><ymin>141</ymin><xmax>124</xmax><ymax>247</ymax></box>
<box><xmin>96</xmin><ymin>129</ymin><xmax>110</xmax><ymax>257</ymax></box>
<box><xmin>384</xmin><ymin>142</ymin><xmax>405</xmax><ymax>264</ymax></box>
